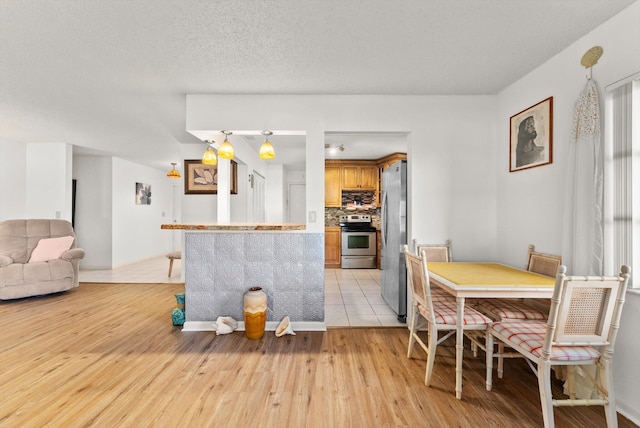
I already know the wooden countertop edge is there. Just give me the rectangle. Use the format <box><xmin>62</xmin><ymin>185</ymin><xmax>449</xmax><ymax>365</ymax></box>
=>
<box><xmin>161</xmin><ymin>224</ymin><xmax>306</xmax><ymax>231</ymax></box>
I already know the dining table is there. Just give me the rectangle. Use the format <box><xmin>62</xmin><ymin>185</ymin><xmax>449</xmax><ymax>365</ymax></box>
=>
<box><xmin>427</xmin><ymin>262</ymin><xmax>557</xmax><ymax>400</ymax></box>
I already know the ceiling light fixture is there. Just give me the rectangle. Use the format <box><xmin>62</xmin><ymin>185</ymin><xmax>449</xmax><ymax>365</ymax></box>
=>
<box><xmin>324</xmin><ymin>144</ymin><xmax>345</xmax><ymax>156</ymax></box>
<box><xmin>166</xmin><ymin>162</ymin><xmax>181</xmax><ymax>178</ymax></box>
<box><xmin>218</xmin><ymin>130</ymin><xmax>234</xmax><ymax>160</ymax></box>
<box><xmin>259</xmin><ymin>130</ymin><xmax>275</xmax><ymax>160</ymax></box>
<box><xmin>202</xmin><ymin>140</ymin><xmax>217</xmax><ymax>165</ymax></box>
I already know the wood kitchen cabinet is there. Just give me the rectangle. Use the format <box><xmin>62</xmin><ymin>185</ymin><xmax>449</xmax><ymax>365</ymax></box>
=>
<box><xmin>325</xmin><ymin>226</ymin><xmax>341</xmax><ymax>268</ymax></box>
<box><xmin>378</xmin><ymin>153</ymin><xmax>407</xmax><ymax>171</ymax></box>
<box><xmin>341</xmin><ymin>164</ymin><xmax>378</xmax><ymax>190</ymax></box>
<box><xmin>324</xmin><ymin>166</ymin><xmax>342</xmax><ymax>207</ymax></box>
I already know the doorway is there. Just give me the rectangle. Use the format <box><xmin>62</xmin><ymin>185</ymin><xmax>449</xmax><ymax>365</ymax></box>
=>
<box><xmin>288</xmin><ymin>183</ymin><xmax>306</xmax><ymax>223</ymax></box>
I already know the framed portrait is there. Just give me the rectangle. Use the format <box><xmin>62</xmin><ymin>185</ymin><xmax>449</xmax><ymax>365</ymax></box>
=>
<box><xmin>135</xmin><ymin>182</ymin><xmax>151</xmax><ymax>205</ymax></box>
<box><xmin>509</xmin><ymin>96</ymin><xmax>553</xmax><ymax>172</ymax></box>
<box><xmin>184</xmin><ymin>159</ymin><xmax>238</xmax><ymax>195</ymax></box>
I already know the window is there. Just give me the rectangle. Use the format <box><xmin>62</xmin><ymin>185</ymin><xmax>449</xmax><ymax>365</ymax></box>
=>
<box><xmin>605</xmin><ymin>76</ymin><xmax>639</xmax><ymax>288</ymax></box>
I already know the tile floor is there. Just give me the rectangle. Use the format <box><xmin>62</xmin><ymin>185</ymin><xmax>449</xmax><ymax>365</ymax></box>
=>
<box><xmin>324</xmin><ymin>268</ymin><xmax>405</xmax><ymax>328</ymax></box>
<box><xmin>80</xmin><ymin>256</ymin><xmax>185</xmax><ymax>284</ymax></box>
<box><xmin>79</xmin><ymin>256</ymin><xmax>406</xmax><ymax>328</ymax></box>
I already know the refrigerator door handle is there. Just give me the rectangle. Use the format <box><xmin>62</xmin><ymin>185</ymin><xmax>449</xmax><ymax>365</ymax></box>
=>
<box><xmin>381</xmin><ymin>190</ymin><xmax>388</xmax><ymax>248</ymax></box>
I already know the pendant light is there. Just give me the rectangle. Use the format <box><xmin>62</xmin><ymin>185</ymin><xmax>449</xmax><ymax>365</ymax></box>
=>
<box><xmin>259</xmin><ymin>130</ymin><xmax>275</xmax><ymax>160</ymax></box>
<box><xmin>202</xmin><ymin>140</ymin><xmax>217</xmax><ymax>165</ymax></box>
<box><xmin>166</xmin><ymin>162</ymin><xmax>181</xmax><ymax>178</ymax></box>
<box><xmin>218</xmin><ymin>130</ymin><xmax>234</xmax><ymax>160</ymax></box>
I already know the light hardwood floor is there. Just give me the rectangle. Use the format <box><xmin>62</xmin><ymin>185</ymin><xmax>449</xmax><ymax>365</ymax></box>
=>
<box><xmin>0</xmin><ymin>283</ymin><xmax>636</xmax><ymax>428</ymax></box>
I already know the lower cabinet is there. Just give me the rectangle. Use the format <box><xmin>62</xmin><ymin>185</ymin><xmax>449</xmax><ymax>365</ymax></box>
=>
<box><xmin>325</xmin><ymin>226</ymin><xmax>341</xmax><ymax>268</ymax></box>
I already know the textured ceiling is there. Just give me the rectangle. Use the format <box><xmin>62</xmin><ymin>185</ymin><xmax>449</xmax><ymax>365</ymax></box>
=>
<box><xmin>0</xmin><ymin>0</ymin><xmax>635</xmax><ymax>169</ymax></box>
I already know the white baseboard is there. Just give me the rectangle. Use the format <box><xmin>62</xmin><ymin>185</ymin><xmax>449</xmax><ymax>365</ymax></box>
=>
<box><xmin>182</xmin><ymin>320</ymin><xmax>326</xmax><ymax>332</ymax></box>
<box><xmin>617</xmin><ymin>405</ymin><xmax>640</xmax><ymax>426</ymax></box>
<box><xmin>182</xmin><ymin>321</ymin><xmax>217</xmax><ymax>331</ymax></box>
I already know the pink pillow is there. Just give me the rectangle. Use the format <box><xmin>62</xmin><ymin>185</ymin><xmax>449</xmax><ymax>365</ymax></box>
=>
<box><xmin>28</xmin><ymin>236</ymin><xmax>75</xmax><ymax>263</ymax></box>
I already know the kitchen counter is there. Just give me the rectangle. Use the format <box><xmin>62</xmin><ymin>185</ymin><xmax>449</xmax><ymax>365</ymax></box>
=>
<box><xmin>161</xmin><ymin>223</ymin><xmax>305</xmax><ymax>231</ymax></box>
<box><xmin>162</xmin><ymin>224</ymin><xmax>324</xmax><ymax>332</ymax></box>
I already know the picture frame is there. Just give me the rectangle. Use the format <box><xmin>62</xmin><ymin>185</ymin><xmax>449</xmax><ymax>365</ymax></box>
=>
<box><xmin>184</xmin><ymin>159</ymin><xmax>238</xmax><ymax>195</ymax></box>
<box><xmin>509</xmin><ymin>96</ymin><xmax>553</xmax><ymax>172</ymax></box>
<box><xmin>135</xmin><ymin>182</ymin><xmax>151</xmax><ymax>205</ymax></box>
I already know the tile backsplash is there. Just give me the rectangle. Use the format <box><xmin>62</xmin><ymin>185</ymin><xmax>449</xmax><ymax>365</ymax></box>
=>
<box><xmin>325</xmin><ymin>191</ymin><xmax>381</xmax><ymax>228</ymax></box>
<box><xmin>325</xmin><ymin>207</ymin><xmax>381</xmax><ymax>229</ymax></box>
<box><xmin>342</xmin><ymin>191</ymin><xmax>376</xmax><ymax>207</ymax></box>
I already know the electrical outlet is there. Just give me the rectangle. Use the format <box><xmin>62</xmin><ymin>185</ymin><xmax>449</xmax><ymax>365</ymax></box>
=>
<box><xmin>308</xmin><ymin>211</ymin><xmax>317</xmax><ymax>223</ymax></box>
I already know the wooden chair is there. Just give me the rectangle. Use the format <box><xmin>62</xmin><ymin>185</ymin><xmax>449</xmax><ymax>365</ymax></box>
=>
<box><xmin>476</xmin><ymin>244</ymin><xmax>562</xmax><ymax>322</ymax></box>
<box><xmin>486</xmin><ymin>265</ymin><xmax>631</xmax><ymax>428</ymax></box>
<box><xmin>412</xmin><ymin>238</ymin><xmax>452</xmax><ymax>262</ymax></box>
<box><xmin>526</xmin><ymin>244</ymin><xmax>563</xmax><ymax>277</ymax></box>
<box><xmin>412</xmin><ymin>239</ymin><xmax>454</xmax><ymax>302</ymax></box>
<box><xmin>404</xmin><ymin>245</ymin><xmax>491</xmax><ymax>387</ymax></box>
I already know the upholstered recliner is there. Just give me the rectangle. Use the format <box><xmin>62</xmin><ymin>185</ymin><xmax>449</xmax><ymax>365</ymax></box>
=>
<box><xmin>0</xmin><ymin>219</ymin><xmax>85</xmax><ymax>300</ymax></box>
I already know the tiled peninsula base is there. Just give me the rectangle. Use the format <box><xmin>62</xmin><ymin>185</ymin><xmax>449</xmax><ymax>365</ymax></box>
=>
<box><xmin>183</xmin><ymin>231</ymin><xmax>325</xmax><ymax>332</ymax></box>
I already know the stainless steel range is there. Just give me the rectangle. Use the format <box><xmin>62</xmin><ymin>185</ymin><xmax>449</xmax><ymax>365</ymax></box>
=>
<box><xmin>339</xmin><ymin>214</ymin><xmax>377</xmax><ymax>269</ymax></box>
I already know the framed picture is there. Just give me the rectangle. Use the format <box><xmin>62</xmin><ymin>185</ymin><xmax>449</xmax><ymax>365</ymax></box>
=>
<box><xmin>509</xmin><ymin>96</ymin><xmax>553</xmax><ymax>172</ymax></box>
<box><xmin>135</xmin><ymin>182</ymin><xmax>151</xmax><ymax>205</ymax></box>
<box><xmin>184</xmin><ymin>159</ymin><xmax>238</xmax><ymax>195</ymax></box>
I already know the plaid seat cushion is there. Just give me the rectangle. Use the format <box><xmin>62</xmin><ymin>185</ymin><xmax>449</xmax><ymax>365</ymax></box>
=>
<box><xmin>475</xmin><ymin>299</ymin><xmax>547</xmax><ymax>321</ymax></box>
<box><xmin>430</xmin><ymin>285</ymin><xmax>454</xmax><ymax>302</ymax></box>
<box><xmin>490</xmin><ymin>321</ymin><xmax>601</xmax><ymax>361</ymax></box>
<box><xmin>418</xmin><ymin>300</ymin><xmax>492</xmax><ymax>326</ymax></box>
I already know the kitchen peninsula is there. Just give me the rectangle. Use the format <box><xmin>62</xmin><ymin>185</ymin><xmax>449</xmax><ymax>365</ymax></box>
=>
<box><xmin>161</xmin><ymin>223</ymin><xmax>325</xmax><ymax>332</ymax></box>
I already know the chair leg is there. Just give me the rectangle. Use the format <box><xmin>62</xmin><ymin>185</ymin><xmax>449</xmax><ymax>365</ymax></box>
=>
<box><xmin>407</xmin><ymin>304</ymin><xmax>418</xmax><ymax>358</ymax></box>
<box><xmin>168</xmin><ymin>258</ymin><xmax>174</xmax><ymax>277</ymax></box>
<box><xmin>537</xmin><ymin>360</ymin><xmax>555</xmax><ymax>428</ymax></box>
<box><xmin>424</xmin><ymin>324</ymin><xmax>437</xmax><ymax>386</ymax></box>
<box><xmin>486</xmin><ymin>332</ymin><xmax>494</xmax><ymax>391</ymax></box>
<box><xmin>600</xmin><ymin>358</ymin><xmax>618</xmax><ymax>428</ymax></box>
<box><xmin>566</xmin><ymin>365</ymin><xmax>576</xmax><ymax>400</ymax></box>
<box><xmin>497</xmin><ymin>342</ymin><xmax>505</xmax><ymax>378</ymax></box>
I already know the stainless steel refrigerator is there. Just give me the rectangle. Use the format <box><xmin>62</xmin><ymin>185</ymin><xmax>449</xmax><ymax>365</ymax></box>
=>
<box><xmin>380</xmin><ymin>160</ymin><xmax>407</xmax><ymax>322</ymax></box>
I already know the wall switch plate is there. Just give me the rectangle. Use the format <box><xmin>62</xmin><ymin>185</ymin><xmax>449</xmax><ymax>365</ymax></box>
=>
<box><xmin>55</xmin><ymin>211</ymin><xmax>61</xmax><ymax>219</ymax></box>
<box><xmin>308</xmin><ymin>211</ymin><xmax>317</xmax><ymax>223</ymax></box>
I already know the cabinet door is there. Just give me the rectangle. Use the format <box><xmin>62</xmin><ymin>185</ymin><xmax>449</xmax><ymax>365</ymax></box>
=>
<box><xmin>325</xmin><ymin>166</ymin><xmax>342</xmax><ymax>207</ymax></box>
<box><xmin>359</xmin><ymin>166</ymin><xmax>378</xmax><ymax>190</ymax></box>
<box><xmin>341</xmin><ymin>166</ymin><xmax>360</xmax><ymax>189</ymax></box>
<box><xmin>325</xmin><ymin>227</ymin><xmax>341</xmax><ymax>268</ymax></box>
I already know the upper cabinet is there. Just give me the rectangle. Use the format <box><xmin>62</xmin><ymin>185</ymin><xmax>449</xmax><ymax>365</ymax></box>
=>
<box><xmin>325</xmin><ymin>155</ymin><xmax>406</xmax><ymax>208</ymax></box>
<box><xmin>325</xmin><ymin>166</ymin><xmax>342</xmax><ymax>208</ymax></box>
<box><xmin>378</xmin><ymin>153</ymin><xmax>408</xmax><ymax>171</ymax></box>
<box><xmin>341</xmin><ymin>164</ymin><xmax>378</xmax><ymax>190</ymax></box>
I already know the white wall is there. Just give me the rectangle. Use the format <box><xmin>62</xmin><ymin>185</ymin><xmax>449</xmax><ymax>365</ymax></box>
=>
<box><xmin>0</xmin><ymin>141</ymin><xmax>72</xmax><ymax>221</ymax></box>
<box><xmin>286</xmin><ymin>169</ymin><xmax>306</xmax><ymax>223</ymax></box>
<box><xmin>496</xmin><ymin>2</ymin><xmax>640</xmax><ymax>269</ymax></box>
<box><xmin>26</xmin><ymin>143</ymin><xmax>73</xmax><ymax>221</ymax></box>
<box><xmin>615</xmin><ymin>292</ymin><xmax>640</xmax><ymax>422</ymax></box>
<box><xmin>231</xmin><ymin>163</ymin><xmax>249</xmax><ymax>222</ymax></box>
<box><xmin>73</xmin><ymin>155</ymin><xmax>175</xmax><ymax>268</ymax></box>
<box><xmin>0</xmin><ymin>138</ymin><xmax>26</xmax><ymax>220</ymax></box>
<box><xmin>179</xmin><ymin>141</ymin><xmax>265</xmax><ymax>224</ymax></box>
<box><xmin>496</xmin><ymin>2</ymin><xmax>640</xmax><ymax>422</ymax></box>
<box><xmin>265</xmin><ymin>164</ymin><xmax>284</xmax><ymax>222</ymax></box>
<box><xmin>73</xmin><ymin>155</ymin><xmax>113</xmax><ymax>269</ymax></box>
<box><xmin>186</xmin><ymin>94</ymin><xmax>498</xmax><ymax>255</ymax></box>
<box><xmin>111</xmin><ymin>157</ymin><xmax>174</xmax><ymax>267</ymax></box>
